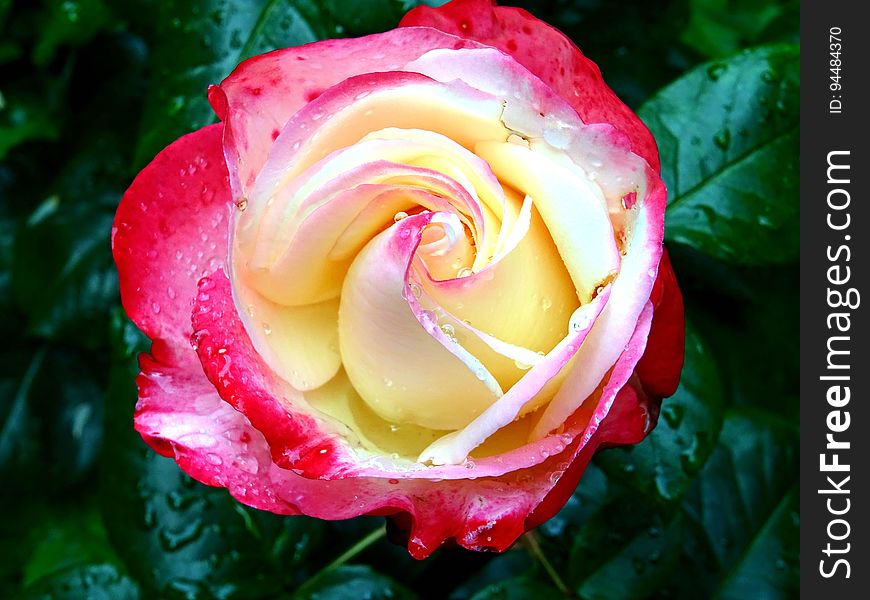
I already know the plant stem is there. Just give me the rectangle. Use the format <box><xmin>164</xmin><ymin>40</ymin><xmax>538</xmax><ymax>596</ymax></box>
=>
<box><xmin>523</xmin><ymin>531</ymin><xmax>573</xmax><ymax>597</ymax></box>
<box><xmin>304</xmin><ymin>525</ymin><xmax>387</xmax><ymax>588</ymax></box>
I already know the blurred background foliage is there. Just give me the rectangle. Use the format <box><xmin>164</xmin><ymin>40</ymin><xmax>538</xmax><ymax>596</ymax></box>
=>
<box><xmin>0</xmin><ymin>0</ymin><xmax>798</xmax><ymax>598</ymax></box>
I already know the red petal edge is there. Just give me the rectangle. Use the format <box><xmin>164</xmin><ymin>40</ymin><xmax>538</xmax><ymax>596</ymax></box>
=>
<box><xmin>112</xmin><ymin>123</ymin><xmax>232</xmax><ymax>358</ymax></box>
<box><xmin>636</xmin><ymin>249</ymin><xmax>685</xmax><ymax>399</ymax></box>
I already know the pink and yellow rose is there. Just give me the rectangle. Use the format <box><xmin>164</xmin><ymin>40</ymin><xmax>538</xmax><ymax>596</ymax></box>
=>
<box><xmin>112</xmin><ymin>0</ymin><xmax>685</xmax><ymax>558</ymax></box>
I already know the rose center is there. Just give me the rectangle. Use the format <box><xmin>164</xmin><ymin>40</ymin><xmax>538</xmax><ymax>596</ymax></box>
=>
<box><xmin>415</xmin><ymin>211</ymin><xmax>475</xmax><ymax>281</ymax></box>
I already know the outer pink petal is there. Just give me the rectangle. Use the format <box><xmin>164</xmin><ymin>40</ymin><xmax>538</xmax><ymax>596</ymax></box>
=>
<box><xmin>112</xmin><ymin>123</ymin><xmax>232</xmax><ymax>358</ymax></box>
<box><xmin>133</xmin><ymin>294</ymin><xmax>656</xmax><ymax>559</ymax></box>
<box><xmin>209</xmin><ymin>28</ymin><xmax>487</xmax><ymax>199</ymax></box>
<box><xmin>192</xmin><ymin>271</ymin><xmax>350</xmax><ymax>478</ymax></box>
<box><xmin>399</xmin><ymin>0</ymin><xmax>660</xmax><ymax>171</ymax></box>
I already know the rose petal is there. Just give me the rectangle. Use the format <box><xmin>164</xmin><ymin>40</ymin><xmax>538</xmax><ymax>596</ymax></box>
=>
<box><xmin>473</xmin><ymin>140</ymin><xmax>619</xmax><ymax>302</ymax></box>
<box><xmin>112</xmin><ymin>123</ymin><xmax>231</xmax><ymax>357</ymax></box>
<box><xmin>400</xmin><ymin>0</ymin><xmax>660</xmax><ymax>170</ymax></box>
<box><xmin>338</xmin><ymin>211</ymin><xmax>504</xmax><ymax>431</ymax></box>
<box><xmin>210</xmin><ymin>29</ymin><xmax>490</xmax><ymax>200</ymax></box>
<box><xmin>636</xmin><ymin>249</ymin><xmax>685</xmax><ymax>398</ymax></box>
<box><xmin>419</xmin><ymin>284</ymin><xmax>611</xmax><ymax>465</ymax></box>
<box><xmin>531</xmin><ymin>172</ymin><xmax>666</xmax><ymax>440</ymax></box>
<box><xmin>134</xmin><ymin>297</ymin><xmax>656</xmax><ymax>559</ymax></box>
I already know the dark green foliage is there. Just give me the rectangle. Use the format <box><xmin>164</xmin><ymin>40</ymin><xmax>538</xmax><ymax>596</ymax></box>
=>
<box><xmin>0</xmin><ymin>0</ymin><xmax>798</xmax><ymax>598</ymax></box>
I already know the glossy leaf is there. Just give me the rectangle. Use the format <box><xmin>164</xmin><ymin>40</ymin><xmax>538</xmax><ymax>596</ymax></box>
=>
<box><xmin>107</xmin><ymin>0</ymin><xmax>338</xmax><ymax>167</ymax></box>
<box><xmin>22</xmin><ymin>505</ymin><xmax>118</xmax><ymax>587</ymax></box>
<box><xmin>20</xmin><ymin>564</ymin><xmax>140</xmax><ymax>600</ymax></box>
<box><xmin>681</xmin><ymin>0</ymin><xmax>796</xmax><ymax>58</ymax></box>
<box><xmin>714</xmin><ymin>484</ymin><xmax>799</xmax><ymax>599</ymax></box>
<box><xmin>32</xmin><ymin>0</ymin><xmax>116</xmax><ymax>66</ymax></box>
<box><xmin>469</xmin><ymin>577</ymin><xmax>561</xmax><ymax>600</ymax></box>
<box><xmin>12</xmin><ymin>199</ymin><xmax>118</xmax><ymax>347</ymax></box>
<box><xmin>292</xmin><ymin>565</ymin><xmax>418</xmax><ymax>600</ymax></box>
<box><xmin>567</xmin><ymin>490</ymin><xmax>682</xmax><ymax>599</ymax></box>
<box><xmin>640</xmin><ymin>44</ymin><xmax>799</xmax><ymax>264</ymax></box>
<box><xmin>666</xmin><ymin>410</ymin><xmax>799</xmax><ymax>598</ymax></box>
<box><xmin>101</xmin><ymin>313</ymin><xmax>326</xmax><ymax>600</ymax></box>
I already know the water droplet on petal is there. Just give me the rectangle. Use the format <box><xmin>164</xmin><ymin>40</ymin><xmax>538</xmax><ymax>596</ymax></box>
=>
<box><xmin>440</xmin><ymin>323</ymin><xmax>456</xmax><ymax>341</ymax></box>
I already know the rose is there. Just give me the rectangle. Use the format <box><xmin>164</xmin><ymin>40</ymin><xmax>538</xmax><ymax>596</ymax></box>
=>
<box><xmin>112</xmin><ymin>0</ymin><xmax>684</xmax><ymax>558</ymax></box>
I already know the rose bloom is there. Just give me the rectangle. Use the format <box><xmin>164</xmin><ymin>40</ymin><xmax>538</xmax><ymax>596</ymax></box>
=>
<box><xmin>113</xmin><ymin>0</ymin><xmax>684</xmax><ymax>558</ymax></box>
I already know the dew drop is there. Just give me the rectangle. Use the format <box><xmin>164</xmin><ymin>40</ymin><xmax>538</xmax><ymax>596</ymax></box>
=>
<box><xmin>661</xmin><ymin>403</ymin><xmax>684</xmax><ymax>428</ymax></box>
<box><xmin>235</xmin><ymin>197</ymin><xmax>248</xmax><ymax>211</ymax></box>
<box><xmin>707</xmin><ymin>63</ymin><xmax>727</xmax><ymax>81</ymax></box>
<box><xmin>713</xmin><ymin>128</ymin><xmax>731</xmax><ymax>150</ymax></box>
<box><xmin>393</xmin><ymin>211</ymin><xmax>409</xmax><ymax>222</ymax></box>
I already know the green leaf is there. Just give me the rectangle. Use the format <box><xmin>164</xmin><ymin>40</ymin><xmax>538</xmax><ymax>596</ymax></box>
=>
<box><xmin>640</xmin><ymin>44</ymin><xmax>799</xmax><ymax>264</ymax></box>
<box><xmin>676</xmin><ymin>252</ymin><xmax>799</xmax><ymax>421</ymax></box>
<box><xmin>322</xmin><ymin>0</ymin><xmax>430</xmax><ymax>36</ymax></box>
<box><xmin>567</xmin><ymin>492</ymin><xmax>682</xmax><ymax>599</ymax></box>
<box><xmin>105</xmin><ymin>0</ymin><xmax>337</xmax><ymax>168</ymax></box>
<box><xmin>12</xmin><ymin>197</ymin><xmax>118</xmax><ymax>347</ymax></box>
<box><xmin>595</xmin><ymin>322</ymin><xmax>725</xmax><ymax>502</ymax></box>
<box><xmin>20</xmin><ymin>564</ymin><xmax>140</xmax><ymax>600</ymax></box>
<box><xmin>533</xmin><ymin>462</ymin><xmax>610</xmax><ymax>578</ymax></box>
<box><xmin>0</xmin><ymin>89</ymin><xmax>60</xmax><ymax>160</ymax></box>
<box><xmin>0</xmin><ymin>345</ymin><xmax>107</xmax><ymax>492</ymax></box>
<box><xmin>681</xmin><ymin>0</ymin><xmax>795</xmax><ymax>58</ymax></box>
<box><xmin>687</xmin><ymin>411</ymin><xmax>797</xmax><ymax>569</ymax></box>
<box><xmin>714</xmin><ymin>486</ymin><xmax>798</xmax><ymax>600</ymax></box>
<box><xmin>447</xmin><ymin>551</ymin><xmax>534</xmax><ymax>600</ymax></box>
<box><xmin>32</xmin><ymin>0</ymin><xmax>117</xmax><ymax>66</ymax></box>
<box><xmin>469</xmin><ymin>577</ymin><xmax>561</xmax><ymax>600</ymax></box>
<box><xmin>667</xmin><ymin>410</ymin><xmax>798</xmax><ymax>597</ymax></box>
<box><xmin>22</xmin><ymin>505</ymin><xmax>118</xmax><ymax>587</ymax></box>
<box><xmin>101</xmin><ymin>315</ymin><xmax>326</xmax><ymax>599</ymax></box>
<box><xmin>293</xmin><ymin>565</ymin><xmax>418</xmax><ymax>600</ymax></box>
<box><xmin>0</xmin><ymin>346</ymin><xmax>46</xmax><ymax>482</ymax></box>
